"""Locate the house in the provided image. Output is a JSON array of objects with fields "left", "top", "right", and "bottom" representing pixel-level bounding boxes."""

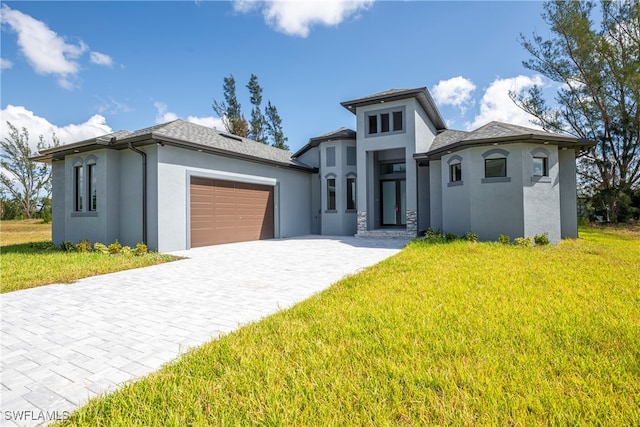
[{"left": 34, "top": 87, "right": 595, "bottom": 251}]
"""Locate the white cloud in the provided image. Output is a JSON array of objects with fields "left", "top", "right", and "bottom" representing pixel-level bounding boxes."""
[
  {"left": 233, "top": 0, "right": 373, "bottom": 37},
  {"left": 186, "top": 115, "right": 225, "bottom": 130},
  {"left": 154, "top": 102, "right": 225, "bottom": 130},
  {"left": 0, "top": 5, "right": 113, "bottom": 89},
  {"left": 95, "top": 96, "right": 133, "bottom": 115},
  {"left": 0, "top": 105, "right": 112, "bottom": 150},
  {"left": 0, "top": 58, "right": 13, "bottom": 70},
  {"left": 89, "top": 51, "right": 113, "bottom": 66},
  {"left": 466, "top": 75, "right": 545, "bottom": 130},
  {"left": 431, "top": 76, "right": 476, "bottom": 112}
]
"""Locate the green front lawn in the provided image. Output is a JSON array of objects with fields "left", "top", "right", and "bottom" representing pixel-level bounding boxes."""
[
  {"left": 0, "top": 220, "right": 179, "bottom": 293},
  {"left": 63, "top": 226, "right": 640, "bottom": 426}
]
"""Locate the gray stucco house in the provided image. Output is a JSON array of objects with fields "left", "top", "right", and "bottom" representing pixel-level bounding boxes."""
[{"left": 35, "top": 87, "right": 594, "bottom": 252}]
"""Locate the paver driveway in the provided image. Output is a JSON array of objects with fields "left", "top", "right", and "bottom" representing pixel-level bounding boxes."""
[{"left": 0, "top": 236, "right": 406, "bottom": 426}]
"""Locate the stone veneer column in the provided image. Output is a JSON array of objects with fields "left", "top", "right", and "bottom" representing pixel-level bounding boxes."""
[
  {"left": 357, "top": 210, "right": 368, "bottom": 233},
  {"left": 406, "top": 210, "right": 418, "bottom": 235}
]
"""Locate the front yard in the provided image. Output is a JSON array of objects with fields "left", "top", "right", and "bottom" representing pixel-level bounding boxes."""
[
  {"left": 61, "top": 225, "right": 640, "bottom": 426},
  {"left": 0, "top": 220, "right": 179, "bottom": 293}
]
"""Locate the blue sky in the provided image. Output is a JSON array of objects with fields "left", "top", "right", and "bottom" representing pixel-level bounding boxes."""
[{"left": 0, "top": 1, "right": 553, "bottom": 152}]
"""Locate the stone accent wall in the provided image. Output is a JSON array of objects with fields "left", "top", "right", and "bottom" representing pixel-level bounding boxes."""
[
  {"left": 357, "top": 210, "right": 368, "bottom": 233},
  {"left": 406, "top": 209, "right": 418, "bottom": 235}
]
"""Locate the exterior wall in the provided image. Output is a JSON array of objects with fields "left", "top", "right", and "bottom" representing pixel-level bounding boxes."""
[
  {"left": 51, "top": 162, "right": 65, "bottom": 244},
  {"left": 156, "top": 145, "right": 313, "bottom": 252},
  {"left": 558, "top": 149, "right": 578, "bottom": 238},
  {"left": 440, "top": 153, "right": 471, "bottom": 236},
  {"left": 118, "top": 149, "right": 147, "bottom": 248},
  {"left": 468, "top": 145, "right": 525, "bottom": 241},
  {"left": 56, "top": 148, "right": 124, "bottom": 246},
  {"left": 417, "top": 163, "right": 430, "bottom": 232},
  {"left": 355, "top": 98, "right": 431, "bottom": 234},
  {"left": 429, "top": 160, "right": 442, "bottom": 231},
  {"left": 318, "top": 139, "right": 357, "bottom": 235},
  {"left": 522, "top": 144, "right": 561, "bottom": 243}
]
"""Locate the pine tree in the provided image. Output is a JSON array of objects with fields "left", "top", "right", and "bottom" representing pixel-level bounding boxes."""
[
  {"left": 265, "top": 101, "right": 289, "bottom": 150},
  {"left": 247, "top": 74, "right": 267, "bottom": 144},
  {"left": 212, "top": 74, "right": 249, "bottom": 137}
]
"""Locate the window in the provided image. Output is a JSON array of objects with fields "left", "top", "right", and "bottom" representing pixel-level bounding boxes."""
[
  {"left": 366, "top": 109, "right": 404, "bottom": 135},
  {"left": 368, "top": 115, "right": 378, "bottom": 135},
  {"left": 346, "top": 177, "right": 356, "bottom": 210},
  {"left": 74, "top": 165, "right": 84, "bottom": 211},
  {"left": 327, "top": 178, "right": 336, "bottom": 210},
  {"left": 450, "top": 163, "right": 462, "bottom": 182},
  {"left": 88, "top": 163, "right": 97, "bottom": 211},
  {"left": 393, "top": 111, "right": 403, "bottom": 131},
  {"left": 380, "top": 113, "right": 390, "bottom": 133},
  {"left": 326, "top": 147, "right": 336, "bottom": 167},
  {"left": 485, "top": 158, "right": 507, "bottom": 178},
  {"left": 533, "top": 157, "right": 548, "bottom": 177},
  {"left": 380, "top": 162, "right": 406, "bottom": 175}
]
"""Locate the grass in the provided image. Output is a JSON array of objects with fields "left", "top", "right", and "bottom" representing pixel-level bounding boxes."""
[
  {"left": 0, "top": 219, "right": 179, "bottom": 293},
  {"left": 62, "top": 226, "right": 640, "bottom": 426}
]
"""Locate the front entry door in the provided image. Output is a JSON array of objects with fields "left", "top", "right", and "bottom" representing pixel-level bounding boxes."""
[{"left": 381, "top": 180, "right": 406, "bottom": 226}]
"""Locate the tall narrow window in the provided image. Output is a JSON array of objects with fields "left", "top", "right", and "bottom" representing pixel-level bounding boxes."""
[
  {"left": 368, "top": 115, "right": 378, "bottom": 134},
  {"left": 485, "top": 158, "right": 507, "bottom": 178},
  {"left": 327, "top": 178, "right": 336, "bottom": 210},
  {"left": 346, "top": 177, "right": 356, "bottom": 210},
  {"left": 392, "top": 111, "right": 403, "bottom": 131},
  {"left": 88, "top": 163, "right": 97, "bottom": 211},
  {"left": 380, "top": 113, "right": 390, "bottom": 133},
  {"left": 74, "top": 165, "right": 84, "bottom": 211},
  {"left": 450, "top": 163, "right": 462, "bottom": 182},
  {"left": 533, "top": 157, "right": 548, "bottom": 177}
]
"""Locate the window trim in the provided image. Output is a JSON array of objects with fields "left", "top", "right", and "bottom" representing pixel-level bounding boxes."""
[
  {"left": 447, "top": 155, "right": 463, "bottom": 187},
  {"left": 88, "top": 162, "right": 97, "bottom": 211},
  {"left": 481, "top": 149, "right": 511, "bottom": 183},
  {"left": 365, "top": 106, "right": 406, "bottom": 137}
]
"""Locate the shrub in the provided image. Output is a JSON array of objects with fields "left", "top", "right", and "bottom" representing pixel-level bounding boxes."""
[
  {"left": 465, "top": 231, "right": 479, "bottom": 242},
  {"left": 133, "top": 243, "right": 148, "bottom": 256},
  {"left": 75, "top": 239, "right": 92, "bottom": 253},
  {"left": 445, "top": 232, "right": 458, "bottom": 242},
  {"left": 514, "top": 237, "right": 533, "bottom": 247},
  {"left": 94, "top": 242, "right": 110, "bottom": 255},
  {"left": 578, "top": 216, "right": 590, "bottom": 226},
  {"left": 121, "top": 246, "right": 133, "bottom": 256},
  {"left": 534, "top": 232, "right": 550, "bottom": 246},
  {"left": 108, "top": 240, "right": 122, "bottom": 255},
  {"left": 30, "top": 241, "right": 56, "bottom": 251},
  {"left": 59, "top": 241, "right": 75, "bottom": 252},
  {"left": 498, "top": 234, "right": 511, "bottom": 245}
]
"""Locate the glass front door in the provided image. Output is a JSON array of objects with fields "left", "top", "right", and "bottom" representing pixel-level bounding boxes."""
[{"left": 381, "top": 179, "right": 406, "bottom": 226}]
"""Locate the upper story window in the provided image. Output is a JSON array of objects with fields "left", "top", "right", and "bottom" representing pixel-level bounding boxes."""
[
  {"left": 533, "top": 157, "right": 549, "bottom": 177},
  {"left": 366, "top": 107, "right": 405, "bottom": 136}
]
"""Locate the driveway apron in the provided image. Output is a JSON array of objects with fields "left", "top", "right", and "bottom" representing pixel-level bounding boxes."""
[{"left": 0, "top": 236, "right": 406, "bottom": 426}]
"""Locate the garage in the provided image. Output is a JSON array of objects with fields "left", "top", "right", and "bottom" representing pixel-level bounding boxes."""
[{"left": 190, "top": 177, "right": 274, "bottom": 247}]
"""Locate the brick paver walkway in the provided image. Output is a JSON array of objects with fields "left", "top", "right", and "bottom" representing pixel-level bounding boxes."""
[{"left": 0, "top": 236, "right": 406, "bottom": 426}]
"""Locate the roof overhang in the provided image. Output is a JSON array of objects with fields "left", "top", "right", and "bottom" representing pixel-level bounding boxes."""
[
  {"left": 414, "top": 134, "right": 597, "bottom": 161},
  {"left": 293, "top": 130, "right": 356, "bottom": 158},
  {"left": 340, "top": 87, "right": 447, "bottom": 131},
  {"left": 32, "top": 133, "right": 317, "bottom": 173}
]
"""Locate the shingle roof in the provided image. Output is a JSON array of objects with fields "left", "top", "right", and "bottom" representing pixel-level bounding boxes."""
[
  {"left": 36, "top": 119, "right": 314, "bottom": 170},
  {"left": 292, "top": 127, "right": 356, "bottom": 158},
  {"left": 340, "top": 87, "right": 447, "bottom": 131},
  {"left": 421, "top": 121, "right": 595, "bottom": 159}
]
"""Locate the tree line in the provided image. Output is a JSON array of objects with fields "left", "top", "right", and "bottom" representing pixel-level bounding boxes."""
[{"left": 212, "top": 74, "right": 289, "bottom": 150}]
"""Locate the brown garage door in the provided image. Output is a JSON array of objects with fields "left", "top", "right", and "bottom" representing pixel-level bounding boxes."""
[{"left": 190, "top": 177, "right": 274, "bottom": 247}]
